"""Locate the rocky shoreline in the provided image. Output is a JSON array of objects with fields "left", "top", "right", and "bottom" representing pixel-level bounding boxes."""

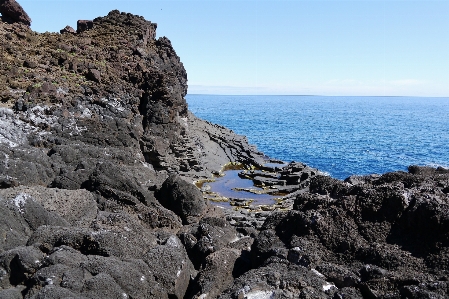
[{"left": 1, "top": 2, "right": 449, "bottom": 298}]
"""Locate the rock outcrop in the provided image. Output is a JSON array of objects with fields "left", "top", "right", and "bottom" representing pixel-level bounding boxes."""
[
  {"left": 0, "top": 0, "right": 31, "bottom": 26},
  {"left": 1, "top": 4, "right": 449, "bottom": 299}
]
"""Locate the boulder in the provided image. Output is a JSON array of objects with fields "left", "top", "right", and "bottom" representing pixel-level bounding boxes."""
[
  {"left": 0, "top": 246, "right": 45, "bottom": 287},
  {"left": 0, "top": 186, "right": 97, "bottom": 227},
  {"left": 76, "top": 19, "right": 93, "bottom": 33},
  {"left": 143, "top": 234, "right": 194, "bottom": 299},
  {"left": 59, "top": 25, "right": 76, "bottom": 34},
  {"left": 0, "top": 287, "right": 25, "bottom": 299},
  {"left": 178, "top": 217, "right": 238, "bottom": 269},
  {"left": 0, "top": 0, "right": 31, "bottom": 25},
  {"left": 86, "top": 68, "right": 101, "bottom": 83},
  {"left": 156, "top": 174, "right": 208, "bottom": 224},
  {"left": 190, "top": 248, "right": 241, "bottom": 299},
  {"left": 217, "top": 261, "right": 332, "bottom": 299}
]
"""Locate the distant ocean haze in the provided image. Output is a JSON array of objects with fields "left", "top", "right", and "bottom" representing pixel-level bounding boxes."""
[{"left": 186, "top": 95, "right": 449, "bottom": 180}]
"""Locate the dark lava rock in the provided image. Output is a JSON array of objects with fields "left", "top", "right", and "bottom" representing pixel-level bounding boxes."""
[
  {"left": 0, "top": 0, "right": 31, "bottom": 25},
  {"left": 156, "top": 174, "right": 208, "bottom": 224},
  {"left": 86, "top": 68, "right": 101, "bottom": 82},
  {"left": 59, "top": 25, "right": 76, "bottom": 34},
  {"left": 76, "top": 19, "right": 93, "bottom": 33},
  {"left": 178, "top": 217, "right": 238, "bottom": 269},
  {"left": 189, "top": 248, "right": 241, "bottom": 299},
  {"left": 245, "top": 166, "right": 449, "bottom": 297},
  {"left": 217, "top": 261, "right": 332, "bottom": 299}
]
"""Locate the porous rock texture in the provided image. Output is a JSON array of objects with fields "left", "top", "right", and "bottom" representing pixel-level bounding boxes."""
[
  {"left": 0, "top": 0, "right": 31, "bottom": 26},
  {"left": 1, "top": 5, "right": 449, "bottom": 299}
]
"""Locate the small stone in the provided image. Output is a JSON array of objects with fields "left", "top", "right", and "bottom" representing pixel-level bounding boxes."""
[
  {"left": 23, "top": 60, "right": 37, "bottom": 69},
  {"left": 86, "top": 69, "right": 101, "bottom": 83},
  {"left": 60, "top": 25, "right": 76, "bottom": 34}
]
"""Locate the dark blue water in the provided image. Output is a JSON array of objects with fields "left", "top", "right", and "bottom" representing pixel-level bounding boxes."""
[{"left": 186, "top": 95, "right": 449, "bottom": 180}]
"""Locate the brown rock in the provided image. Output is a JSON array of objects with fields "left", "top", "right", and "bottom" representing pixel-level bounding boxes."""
[
  {"left": 77, "top": 20, "right": 93, "bottom": 33},
  {"left": 60, "top": 25, "right": 76, "bottom": 34},
  {"left": 86, "top": 68, "right": 101, "bottom": 83},
  {"left": 0, "top": 0, "right": 31, "bottom": 26},
  {"left": 23, "top": 59, "right": 37, "bottom": 68}
]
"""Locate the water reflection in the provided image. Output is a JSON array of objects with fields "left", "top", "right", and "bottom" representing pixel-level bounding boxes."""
[{"left": 203, "top": 170, "right": 279, "bottom": 206}]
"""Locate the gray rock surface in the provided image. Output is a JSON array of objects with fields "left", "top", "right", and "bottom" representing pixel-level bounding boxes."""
[{"left": 156, "top": 174, "right": 208, "bottom": 224}]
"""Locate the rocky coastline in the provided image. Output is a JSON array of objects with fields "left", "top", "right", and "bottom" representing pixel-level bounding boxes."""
[{"left": 1, "top": 2, "right": 449, "bottom": 298}]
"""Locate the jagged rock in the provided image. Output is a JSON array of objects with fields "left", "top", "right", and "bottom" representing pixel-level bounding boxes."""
[
  {"left": 0, "top": 287, "right": 26, "bottom": 299},
  {"left": 143, "top": 234, "right": 194, "bottom": 299},
  {"left": 0, "top": 246, "right": 45, "bottom": 287},
  {"left": 0, "top": 0, "right": 31, "bottom": 25},
  {"left": 190, "top": 248, "right": 241, "bottom": 299},
  {"left": 0, "top": 193, "right": 70, "bottom": 252},
  {"left": 76, "top": 19, "right": 93, "bottom": 33},
  {"left": 178, "top": 217, "right": 238, "bottom": 269},
  {"left": 217, "top": 261, "right": 332, "bottom": 299},
  {"left": 0, "top": 186, "right": 98, "bottom": 227},
  {"left": 59, "top": 25, "right": 76, "bottom": 34},
  {"left": 86, "top": 68, "right": 101, "bottom": 82}
]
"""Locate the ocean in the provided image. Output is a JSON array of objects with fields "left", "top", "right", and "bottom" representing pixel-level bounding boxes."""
[{"left": 186, "top": 95, "right": 449, "bottom": 180}]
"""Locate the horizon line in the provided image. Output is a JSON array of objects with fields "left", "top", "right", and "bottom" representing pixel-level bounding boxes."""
[{"left": 186, "top": 93, "right": 449, "bottom": 98}]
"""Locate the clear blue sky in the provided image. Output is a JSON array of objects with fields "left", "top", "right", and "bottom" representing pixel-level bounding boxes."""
[{"left": 17, "top": 0, "right": 449, "bottom": 97}]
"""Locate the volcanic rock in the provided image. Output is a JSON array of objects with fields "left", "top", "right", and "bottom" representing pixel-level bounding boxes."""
[
  {"left": 156, "top": 174, "right": 208, "bottom": 224},
  {"left": 59, "top": 25, "right": 76, "bottom": 34},
  {"left": 0, "top": 0, "right": 31, "bottom": 25},
  {"left": 76, "top": 19, "right": 93, "bottom": 33},
  {"left": 1, "top": 5, "right": 449, "bottom": 299}
]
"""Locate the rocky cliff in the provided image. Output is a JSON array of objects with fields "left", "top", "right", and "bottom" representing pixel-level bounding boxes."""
[{"left": 1, "top": 4, "right": 449, "bottom": 299}]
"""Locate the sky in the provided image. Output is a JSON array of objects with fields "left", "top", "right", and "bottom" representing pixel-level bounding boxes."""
[{"left": 14, "top": 0, "right": 449, "bottom": 97}]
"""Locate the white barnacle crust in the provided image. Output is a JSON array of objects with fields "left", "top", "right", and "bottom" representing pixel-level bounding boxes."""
[
  {"left": 12, "top": 193, "right": 32, "bottom": 214},
  {"left": 323, "top": 282, "right": 337, "bottom": 291}
]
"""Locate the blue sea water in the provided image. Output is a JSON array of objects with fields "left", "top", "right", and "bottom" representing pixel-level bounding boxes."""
[{"left": 186, "top": 95, "right": 449, "bottom": 180}]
